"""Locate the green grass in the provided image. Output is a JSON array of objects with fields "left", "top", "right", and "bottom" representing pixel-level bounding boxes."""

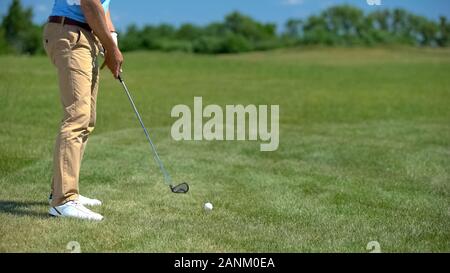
[{"left": 0, "top": 47, "right": 449, "bottom": 252}]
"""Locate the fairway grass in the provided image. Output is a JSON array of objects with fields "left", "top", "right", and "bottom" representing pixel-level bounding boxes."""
[{"left": 0, "top": 48, "right": 449, "bottom": 252}]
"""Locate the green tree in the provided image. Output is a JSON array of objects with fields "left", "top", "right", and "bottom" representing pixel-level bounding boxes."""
[
  {"left": 120, "top": 24, "right": 143, "bottom": 51},
  {"left": 1, "top": 0, "right": 41, "bottom": 54},
  {"left": 365, "top": 10, "right": 396, "bottom": 44},
  {"left": 219, "top": 33, "right": 252, "bottom": 53},
  {"left": 224, "top": 11, "right": 276, "bottom": 42},
  {"left": 302, "top": 15, "right": 329, "bottom": 45},
  {"left": 390, "top": 9, "right": 415, "bottom": 44},
  {"left": 0, "top": 25, "right": 11, "bottom": 54},
  {"left": 285, "top": 19, "right": 303, "bottom": 39},
  {"left": 155, "top": 24, "right": 176, "bottom": 38},
  {"left": 141, "top": 25, "right": 160, "bottom": 50},
  {"left": 192, "top": 36, "right": 223, "bottom": 54},
  {"left": 176, "top": 23, "right": 202, "bottom": 40},
  {"left": 203, "top": 22, "right": 227, "bottom": 37},
  {"left": 368, "top": 10, "right": 391, "bottom": 31},
  {"left": 408, "top": 14, "right": 438, "bottom": 46},
  {"left": 437, "top": 16, "right": 450, "bottom": 47},
  {"left": 321, "top": 5, "right": 365, "bottom": 45}
]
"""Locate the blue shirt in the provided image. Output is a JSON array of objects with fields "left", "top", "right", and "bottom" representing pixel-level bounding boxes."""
[{"left": 51, "top": 0, "right": 111, "bottom": 23}]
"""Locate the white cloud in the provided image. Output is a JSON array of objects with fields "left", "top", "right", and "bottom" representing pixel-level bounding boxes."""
[{"left": 282, "top": 0, "right": 304, "bottom": 6}]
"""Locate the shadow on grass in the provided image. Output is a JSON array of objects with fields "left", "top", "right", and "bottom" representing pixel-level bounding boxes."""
[{"left": 0, "top": 200, "right": 49, "bottom": 218}]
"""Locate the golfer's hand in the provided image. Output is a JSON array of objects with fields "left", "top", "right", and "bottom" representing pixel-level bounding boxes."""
[{"left": 102, "top": 47, "right": 123, "bottom": 79}]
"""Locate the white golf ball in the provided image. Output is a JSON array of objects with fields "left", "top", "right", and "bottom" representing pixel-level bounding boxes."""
[{"left": 204, "top": 202, "right": 213, "bottom": 211}]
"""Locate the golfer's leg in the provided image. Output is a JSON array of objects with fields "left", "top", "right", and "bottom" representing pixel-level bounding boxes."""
[
  {"left": 50, "top": 28, "right": 95, "bottom": 207},
  {"left": 78, "top": 63, "right": 99, "bottom": 161},
  {"left": 80, "top": 35, "right": 100, "bottom": 162}
]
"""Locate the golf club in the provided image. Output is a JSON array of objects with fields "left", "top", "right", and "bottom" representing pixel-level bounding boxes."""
[{"left": 118, "top": 75, "right": 189, "bottom": 194}]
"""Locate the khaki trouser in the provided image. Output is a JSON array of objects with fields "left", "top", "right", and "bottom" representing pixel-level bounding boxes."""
[{"left": 43, "top": 22, "right": 101, "bottom": 207}]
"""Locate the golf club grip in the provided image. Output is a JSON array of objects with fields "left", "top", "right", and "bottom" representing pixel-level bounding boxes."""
[{"left": 118, "top": 77, "right": 172, "bottom": 184}]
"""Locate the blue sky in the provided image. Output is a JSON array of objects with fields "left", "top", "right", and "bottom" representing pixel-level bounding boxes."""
[{"left": 1, "top": 0, "right": 450, "bottom": 31}]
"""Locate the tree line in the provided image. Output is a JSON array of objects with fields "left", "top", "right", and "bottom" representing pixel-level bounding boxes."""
[{"left": 1, "top": 0, "right": 449, "bottom": 55}]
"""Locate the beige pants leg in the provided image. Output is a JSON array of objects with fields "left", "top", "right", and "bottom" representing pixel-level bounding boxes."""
[{"left": 43, "top": 22, "right": 100, "bottom": 207}]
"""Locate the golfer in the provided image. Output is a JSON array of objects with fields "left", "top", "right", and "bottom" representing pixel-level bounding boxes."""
[{"left": 43, "top": 0, "right": 123, "bottom": 221}]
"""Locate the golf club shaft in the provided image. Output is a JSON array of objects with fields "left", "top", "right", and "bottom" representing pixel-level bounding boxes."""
[{"left": 118, "top": 76, "right": 172, "bottom": 184}]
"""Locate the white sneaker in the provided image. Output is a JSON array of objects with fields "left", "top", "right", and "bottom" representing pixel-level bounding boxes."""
[
  {"left": 48, "top": 194, "right": 102, "bottom": 206},
  {"left": 49, "top": 201, "right": 103, "bottom": 221},
  {"left": 78, "top": 195, "right": 102, "bottom": 206}
]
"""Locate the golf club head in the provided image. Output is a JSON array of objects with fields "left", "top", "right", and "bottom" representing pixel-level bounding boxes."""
[{"left": 170, "top": 183, "right": 189, "bottom": 193}]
